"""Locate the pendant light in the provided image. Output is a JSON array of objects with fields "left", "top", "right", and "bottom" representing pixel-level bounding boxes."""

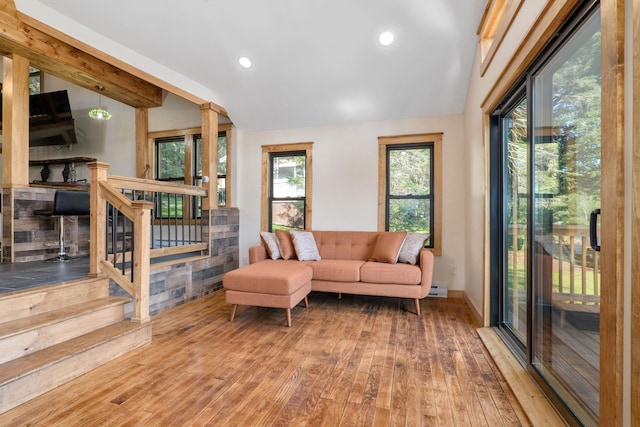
[{"left": 89, "top": 85, "right": 112, "bottom": 120}]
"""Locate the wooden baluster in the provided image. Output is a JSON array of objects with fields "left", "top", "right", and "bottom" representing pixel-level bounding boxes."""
[
  {"left": 569, "top": 235, "right": 575, "bottom": 295},
  {"left": 557, "top": 235, "right": 563, "bottom": 294},
  {"left": 581, "top": 234, "right": 588, "bottom": 295}
]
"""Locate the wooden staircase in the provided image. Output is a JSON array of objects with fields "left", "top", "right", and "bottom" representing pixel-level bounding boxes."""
[{"left": 0, "top": 276, "right": 152, "bottom": 414}]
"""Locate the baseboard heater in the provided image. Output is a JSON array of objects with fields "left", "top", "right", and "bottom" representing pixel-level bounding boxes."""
[{"left": 428, "top": 284, "right": 448, "bottom": 298}]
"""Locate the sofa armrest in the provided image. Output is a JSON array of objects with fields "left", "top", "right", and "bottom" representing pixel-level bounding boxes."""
[
  {"left": 419, "top": 249, "right": 435, "bottom": 297},
  {"left": 249, "top": 245, "right": 268, "bottom": 264}
]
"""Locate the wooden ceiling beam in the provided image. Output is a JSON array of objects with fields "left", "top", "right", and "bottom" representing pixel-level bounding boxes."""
[{"left": 0, "top": 5, "right": 162, "bottom": 108}]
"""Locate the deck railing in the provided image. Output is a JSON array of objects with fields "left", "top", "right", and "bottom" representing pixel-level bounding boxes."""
[
  {"left": 508, "top": 224, "right": 601, "bottom": 329},
  {"left": 88, "top": 162, "right": 208, "bottom": 323}
]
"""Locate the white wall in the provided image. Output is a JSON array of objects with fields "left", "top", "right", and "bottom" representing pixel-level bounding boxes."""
[
  {"left": 4, "top": 71, "right": 201, "bottom": 183},
  {"left": 28, "top": 74, "right": 136, "bottom": 181},
  {"left": 462, "top": 0, "right": 547, "bottom": 318},
  {"left": 236, "top": 114, "right": 467, "bottom": 291}
]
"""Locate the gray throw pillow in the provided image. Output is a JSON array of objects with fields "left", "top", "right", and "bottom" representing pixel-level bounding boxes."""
[{"left": 397, "top": 232, "right": 430, "bottom": 265}]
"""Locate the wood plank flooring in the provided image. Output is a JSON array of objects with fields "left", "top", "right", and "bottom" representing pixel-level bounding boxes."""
[{"left": 0, "top": 291, "right": 531, "bottom": 426}]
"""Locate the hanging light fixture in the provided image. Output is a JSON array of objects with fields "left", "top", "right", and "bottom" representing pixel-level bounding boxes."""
[{"left": 89, "top": 85, "right": 112, "bottom": 120}]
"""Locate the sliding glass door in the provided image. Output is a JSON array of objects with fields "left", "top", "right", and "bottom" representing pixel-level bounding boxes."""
[
  {"left": 493, "top": 3, "right": 601, "bottom": 425},
  {"left": 501, "top": 94, "right": 528, "bottom": 348}
]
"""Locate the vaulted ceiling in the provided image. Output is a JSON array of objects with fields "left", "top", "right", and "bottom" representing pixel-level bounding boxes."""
[{"left": 16, "top": 1, "right": 485, "bottom": 131}]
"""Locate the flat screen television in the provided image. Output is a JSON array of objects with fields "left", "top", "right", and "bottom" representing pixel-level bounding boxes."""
[{"left": 0, "top": 89, "right": 78, "bottom": 147}]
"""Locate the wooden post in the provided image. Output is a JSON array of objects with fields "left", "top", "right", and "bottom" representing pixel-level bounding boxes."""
[
  {"left": 88, "top": 162, "right": 110, "bottom": 278},
  {"left": 131, "top": 200, "right": 153, "bottom": 324},
  {"left": 135, "top": 108, "right": 151, "bottom": 179},
  {"left": 2, "top": 54, "right": 30, "bottom": 189},
  {"left": 200, "top": 103, "right": 219, "bottom": 211}
]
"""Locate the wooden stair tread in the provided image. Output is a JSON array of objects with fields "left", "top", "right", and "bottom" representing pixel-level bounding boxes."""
[
  {"left": 0, "top": 276, "right": 109, "bottom": 301},
  {"left": 0, "top": 276, "right": 110, "bottom": 325},
  {"left": 0, "top": 320, "right": 150, "bottom": 386},
  {"left": 0, "top": 296, "right": 131, "bottom": 339}
]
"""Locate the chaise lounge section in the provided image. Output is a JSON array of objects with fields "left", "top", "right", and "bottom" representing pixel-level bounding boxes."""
[{"left": 223, "top": 260, "right": 312, "bottom": 327}]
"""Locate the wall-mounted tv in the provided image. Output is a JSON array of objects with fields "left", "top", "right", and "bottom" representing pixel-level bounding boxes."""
[{"left": 0, "top": 89, "right": 78, "bottom": 147}]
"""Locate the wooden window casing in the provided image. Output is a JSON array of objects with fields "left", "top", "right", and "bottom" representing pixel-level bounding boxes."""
[
  {"left": 261, "top": 142, "right": 313, "bottom": 232},
  {"left": 378, "top": 133, "right": 442, "bottom": 256}
]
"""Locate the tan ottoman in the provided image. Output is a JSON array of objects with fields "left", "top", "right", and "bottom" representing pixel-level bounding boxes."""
[{"left": 223, "top": 260, "right": 312, "bottom": 327}]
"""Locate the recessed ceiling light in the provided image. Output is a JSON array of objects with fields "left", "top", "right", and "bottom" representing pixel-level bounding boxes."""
[
  {"left": 379, "top": 31, "right": 394, "bottom": 46},
  {"left": 238, "top": 56, "right": 252, "bottom": 68}
]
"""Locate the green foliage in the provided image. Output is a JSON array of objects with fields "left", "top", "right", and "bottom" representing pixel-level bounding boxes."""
[
  {"left": 389, "top": 147, "right": 430, "bottom": 195},
  {"left": 507, "top": 27, "right": 601, "bottom": 228},
  {"left": 217, "top": 135, "right": 227, "bottom": 174},
  {"left": 158, "top": 140, "right": 185, "bottom": 180},
  {"left": 159, "top": 194, "right": 184, "bottom": 218},
  {"left": 388, "top": 146, "right": 431, "bottom": 233}
]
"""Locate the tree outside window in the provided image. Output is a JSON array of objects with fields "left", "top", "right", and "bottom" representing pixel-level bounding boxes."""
[{"left": 387, "top": 144, "right": 432, "bottom": 240}]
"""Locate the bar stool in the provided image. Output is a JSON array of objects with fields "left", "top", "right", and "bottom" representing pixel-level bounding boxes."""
[{"left": 34, "top": 190, "right": 90, "bottom": 261}]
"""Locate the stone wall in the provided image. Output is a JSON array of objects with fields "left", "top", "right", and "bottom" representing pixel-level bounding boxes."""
[
  {"left": 2, "top": 187, "right": 89, "bottom": 263},
  {"left": 111, "top": 207, "right": 240, "bottom": 317}
]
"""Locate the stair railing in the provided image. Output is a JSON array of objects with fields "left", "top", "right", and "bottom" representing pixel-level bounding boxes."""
[{"left": 88, "top": 162, "right": 208, "bottom": 323}]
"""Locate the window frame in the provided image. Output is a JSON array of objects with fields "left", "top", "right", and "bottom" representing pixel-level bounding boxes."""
[
  {"left": 261, "top": 142, "right": 313, "bottom": 232},
  {"left": 378, "top": 133, "right": 442, "bottom": 256}
]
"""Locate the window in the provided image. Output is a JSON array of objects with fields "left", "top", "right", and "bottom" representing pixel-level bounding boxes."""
[
  {"left": 261, "top": 142, "right": 313, "bottom": 232},
  {"left": 378, "top": 133, "right": 442, "bottom": 255},
  {"left": 477, "top": 0, "right": 523, "bottom": 76},
  {"left": 153, "top": 125, "right": 231, "bottom": 218},
  {"left": 193, "top": 125, "right": 230, "bottom": 207},
  {"left": 29, "top": 66, "right": 42, "bottom": 94},
  {"left": 156, "top": 136, "right": 186, "bottom": 185}
]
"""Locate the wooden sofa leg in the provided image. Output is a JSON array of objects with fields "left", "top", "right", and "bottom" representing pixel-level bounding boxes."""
[
  {"left": 338, "top": 293, "right": 342, "bottom": 300},
  {"left": 303, "top": 296, "right": 309, "bottom": 308},
  {"left": 285, "top": 308, "right": 292, "bottom": 327},
  {"left": 414, "top": 299, "right": 421, "bottom": 316},
  {"left": 230, "top": 304, "right": 238, "bottom": 322}
]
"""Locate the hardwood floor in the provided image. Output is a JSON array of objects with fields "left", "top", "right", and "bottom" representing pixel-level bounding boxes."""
[{"left": 0, "top": 291, "right": 530, "bottom": 426}]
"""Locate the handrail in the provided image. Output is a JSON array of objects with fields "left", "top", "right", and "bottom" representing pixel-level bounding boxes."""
[
  {"left": 108, "top": 175, "right": 208, "bottom": 197},
  {"left": 88, "top": 161, "right": 209, "bottom": 324}
]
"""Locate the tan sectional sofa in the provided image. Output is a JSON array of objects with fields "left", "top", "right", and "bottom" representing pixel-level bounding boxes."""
[{"left": 247, "top": 230, "right": 435, "bottom": 315}]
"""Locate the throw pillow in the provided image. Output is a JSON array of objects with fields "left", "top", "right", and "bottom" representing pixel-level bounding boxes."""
[
  {"left": 276, "top": 229, "right": 297, "bottom": 260},
  {"left": 370, "top": 232, "right": 407, "bottom": 263},
  {"left": 260, "top": 231, "right": 282, "bottom": 260},
  {"left": 290, "top": 231, "right": 321, "bottom": 261},
  {"left": 397, "top": 232, "right": 430, "bottom": 265}
]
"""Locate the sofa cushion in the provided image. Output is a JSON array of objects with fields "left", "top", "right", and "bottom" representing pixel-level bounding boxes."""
[
  {"left": 290, "top": 231, "right": 321, "bottom": 261},
  {"left": 369, "top": 232, "right": 407, "bottom": 263},
  {"left": 223, "top": 260, "right": 312, "bottom": 295},
  {"left": 304, "top": 259, "right": 365, "bottom": 282},
  {"left": 397, "top": 232, "right": 430, "bottom": 265},
  {"left": 360, "top": 261, "right": 422, "bottom": 285},
  {"left": 276, "top": 229, "right": 297, "bottom": 260},
  {"left": 260, "top": 232, "right": 282, "bottom": 260}
]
